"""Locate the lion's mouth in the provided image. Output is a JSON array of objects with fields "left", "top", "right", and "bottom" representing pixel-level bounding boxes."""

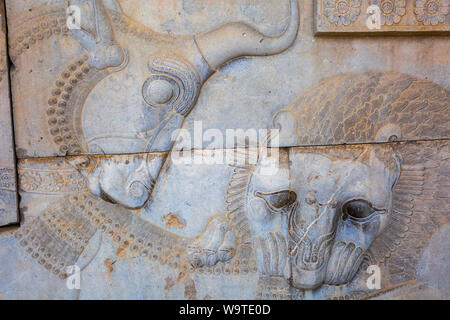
[
  {"left": 288, "top": 203, "right": 338, "bottom": 272},
  {"left": 289, "top": 228, "right": 336, "bottom": 271},
  {"left": 324, "top": 242, "right": 365, "bottom": 286}
]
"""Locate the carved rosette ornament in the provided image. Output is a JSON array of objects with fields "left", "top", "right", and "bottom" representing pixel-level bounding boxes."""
[
  {"left": 370, "top": 0, "right": 407, "bottom": 25},
  {"left": 316, "top": 0, "right": 449, "bottom": 33},
  {"left": 414, "top": 0, "right": 450, "bottom": 25},
  {"left": 323, "top": 0, "right": 362, "bottom": 26}
]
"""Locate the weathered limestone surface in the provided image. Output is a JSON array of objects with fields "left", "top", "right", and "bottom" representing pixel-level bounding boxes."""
[
  {"left": 0, "top": 0, "right": 448, "bottom": 300},
  {"left": 315, "top": 0, "right": 450, "bottom": 34},
  {"left": 0, "top": 0, "right": 18, "bottom": 227},
  {"left": 5, "top": 0, "right": 449, "bottom": 157},
  {"left": 7, "top": 0, "right": 300, "bottom": 157},
  {"left": 1, "top": 140, "right": 448, "bottom": 299}
]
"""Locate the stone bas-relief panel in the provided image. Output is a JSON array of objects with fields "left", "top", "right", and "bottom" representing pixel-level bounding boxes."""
[
  {"left": 7, "top": 0, "right": 299, "bottom": 158},
  {"left": 6, "top": 1, "right": 450, "bottom": 158},
  {"left": 0, "top": 1, "right": 19, "bottom": 227},
  {"left": 274, "top": 71, "right": 449, "bottom": 147},
  {"left": 0, "top": 140, "right": 448, "bottom": 299},
  {"left": 2, "top": 0, "right": 449, "bottom": 301},
  {"left": 315, "top": 0, "right": 450, "bottom": 34}
]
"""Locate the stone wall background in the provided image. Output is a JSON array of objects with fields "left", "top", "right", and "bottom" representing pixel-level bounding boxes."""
[
  {"left": 0, "top": 0, "right": 448, "bottom": 299},
  {"left": 0, "top": 0, "right": 18, "bottom": 227}
]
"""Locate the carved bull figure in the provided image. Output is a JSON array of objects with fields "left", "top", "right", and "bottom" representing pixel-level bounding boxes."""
[
  {"left": 63, "top": 71, "right": 448, "bottom": 299},
  {"left": 66, "top": 0, "right": 299, "bottom": 209},
  {"left": 10, "top": 0, "right": 449, "bottom": 299}
]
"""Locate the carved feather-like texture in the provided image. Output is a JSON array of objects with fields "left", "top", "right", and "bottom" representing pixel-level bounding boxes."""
[
  {"left": 225, "top": 133, "right": 273, "bottom": 243},
  {"left": 289, "top": 71, "right": 449, "bottom": 145},
  {"left": 226, "top": 166, "right": 253, "bottom": 244},
  {"left": 370, "top": 141, "right": 450, "bottom": 285},
  {"left": 15, "top": 193, "right": 189, "bottom": 278}
]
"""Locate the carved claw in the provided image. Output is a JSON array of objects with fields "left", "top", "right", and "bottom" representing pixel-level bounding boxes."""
[
  {"left": 188, "top": 216, "right": 236, "bottom": 268},
  {"left": 67, "top": 0, "right": 123, "bottom": 69}
]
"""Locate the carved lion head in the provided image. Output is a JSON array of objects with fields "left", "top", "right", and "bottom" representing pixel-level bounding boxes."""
[{"left": 246, "top": 133, "right": 402, "bottom": 289}]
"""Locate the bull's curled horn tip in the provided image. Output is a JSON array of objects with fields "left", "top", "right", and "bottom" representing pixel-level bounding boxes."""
[{"left": 195, "top": 0, "right": 299, "bottom": 69}]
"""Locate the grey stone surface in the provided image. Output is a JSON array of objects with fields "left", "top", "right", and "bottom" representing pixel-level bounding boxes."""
[
  {"left": 0, "top": 0, "right": 18, "bottom": 227},
  {"left": 7, "top": 0, "right": 299, "bottom": 158},
  {"left": 315, "top": 0, "right": 450, "bottom": 34},
  {"left": 5, "top": 0, "right": 449, "bottom": 158},
  {"left": 0, "top": 0, "right": 449, "bottom": 300},
  {"left": 0, "top": 140, "right": 448, "bottom": 299}
]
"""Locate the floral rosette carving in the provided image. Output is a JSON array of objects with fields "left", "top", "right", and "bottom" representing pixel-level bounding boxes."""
[
  {"left": 370, "top": 0, "right": 407, "bottom": 25},
  {"left": 414, "top": 0, "right": 449, "bottom": 25},
  {"left": 0, "top": 167, "right": 15, "bottom": 191},
  {"left": 323, "top": 0, "right": 362, "bottom": 26},
  {"left": 19, "top": 171, "right": 42, "bottom": 192},
  {"left": 19, "top": 170, "right": 87, "bottom": 194}
]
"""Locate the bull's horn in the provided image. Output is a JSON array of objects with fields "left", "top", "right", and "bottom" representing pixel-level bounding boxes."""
[{"left": 195, "top": 0, "right": 299, "bottom": 70}]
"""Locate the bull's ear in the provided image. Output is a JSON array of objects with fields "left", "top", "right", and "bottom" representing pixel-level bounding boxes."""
[
  {"left": 66, "top": 156, "right": 102, "bottom": 196},
  {"left": 66, "top": 156, "right": 96, "bottom": 178}
]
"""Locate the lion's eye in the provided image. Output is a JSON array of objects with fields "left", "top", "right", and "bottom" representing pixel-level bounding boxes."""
[
  {"left": 255, "top": 190, "right": 297, "bottom": 212},
  {"left": 342, "top": 199, "right": 385, "bottom": 222}
]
